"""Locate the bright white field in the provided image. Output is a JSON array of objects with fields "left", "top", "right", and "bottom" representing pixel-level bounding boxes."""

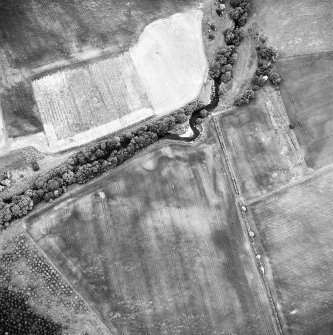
[{"left": 130, "top": 9, "right": 207, "bottom": 114}]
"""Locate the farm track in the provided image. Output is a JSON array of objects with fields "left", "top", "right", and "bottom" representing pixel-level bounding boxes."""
[{"left": 213, "top": 116, "right": 284, "bottom": 335}]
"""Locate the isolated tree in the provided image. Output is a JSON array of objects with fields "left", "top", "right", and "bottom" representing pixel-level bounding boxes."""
[
  {"left": 200, "top": 110, "right": 208, "bottom": 118},
  {"left": 259, "top": 46, "right": 277, "bottom": 61},
  {"left": 269, "top": 71, "right": 282, "bottom": 86},
  {"left": 234, "top": 89, "right": 256, "bottom": 106},
  {"left": 221, "top": 71, "right": 232, "bottom": 83}
]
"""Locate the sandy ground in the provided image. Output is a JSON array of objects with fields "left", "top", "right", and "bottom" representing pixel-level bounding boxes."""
[{"left": 130, "top": 10, "right": 208, "bottom": 115}]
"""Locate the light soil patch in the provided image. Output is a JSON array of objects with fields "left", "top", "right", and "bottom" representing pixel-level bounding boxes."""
[
  {"left": 216, "top": 88, "right": 307, "bottom": 200},
  {"left": 249, "top": 167, "right": 333, "bottom": 335},
  {"left": 130, "top": 10, "right": 208, "bottom": 114},
  {"left": 250, "top": 0, "right": 333, "bottom": 57},
  {"left": 277, "top": 51, "right": 333, "bottom": 169},
  {"left": 27, "top": 124, "right": 279, "bottom": 335}
]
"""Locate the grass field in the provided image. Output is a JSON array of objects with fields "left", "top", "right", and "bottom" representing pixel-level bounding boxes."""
[
  {"left": 215, "top": 89, "right": 306, "bottom": 199},
  {"left": 28, "top": 124, "right": 279, "bottom": 335},
  {"left": 277, "top": 51, "right": 333, "bottom": 169},
  {"left": 33, "top": 51, "right": 152, "bottom": 141},
  {"left": 251, "top": 0, "right": 333, "bottom": 57},
  {"left": 250, "top": 168, "right": 333, "bottom": 335}
]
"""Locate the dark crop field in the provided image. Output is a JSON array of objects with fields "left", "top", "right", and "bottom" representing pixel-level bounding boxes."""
[
  {"left": 215, "top": 90, "right": 306, "bottom": 200},
  {"left": 28, "top": 124, "right": 279, "bottom": 335},
  {"left": 250, "top": 168, "right": 333, "bottom": 335},
  {"left": 277, "top": 51, "right": 333, "bottom": 169},
  {"left": 1, "top": 81, "right": 43, "bottom": 137},
  {"left": 0, "top": 0, "right": 200, "bottom": 69}
]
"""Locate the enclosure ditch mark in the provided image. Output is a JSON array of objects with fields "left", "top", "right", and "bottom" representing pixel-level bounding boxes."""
[{"left": 213, "top": 116, "right": 284, "bottom": 335}]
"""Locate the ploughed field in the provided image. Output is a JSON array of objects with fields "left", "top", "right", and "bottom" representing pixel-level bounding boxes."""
[
  {"left": 250, "top": 168, "right": 333, "bottom": 335},
  {"left": 277, "top": 51, "right": 333, "bottom": 169},
  {"left": 33, "top": 52, "right": 152, "bottom": 141},
  {"left": 27, "top": 124, "right": 279, "bottom": 335}
]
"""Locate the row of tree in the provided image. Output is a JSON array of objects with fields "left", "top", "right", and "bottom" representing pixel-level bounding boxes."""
[
  {"left": 0, "top": 101, "right": 206, "bottom": 228},
  {"left": 229, "top": 0, "right": 252, "bottom": 27}
]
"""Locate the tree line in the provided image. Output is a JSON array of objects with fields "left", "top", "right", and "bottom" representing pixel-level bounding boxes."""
[
  {"left": 0, "top": 101, "right": 207, "bottom": 229},
  {"left": 209, "top": 0, "right": 251, "bottom": 87}
]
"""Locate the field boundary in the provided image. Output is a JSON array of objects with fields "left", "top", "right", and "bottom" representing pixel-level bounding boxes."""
[
  {"left": 213, "top": 117, "right": 240, "bottom": 195},
  {"left": 249, "top": 161, "right": 333, "bottom": 206},
  {"left": 278, "top": 49, "right": 333, "bottom": 61}
]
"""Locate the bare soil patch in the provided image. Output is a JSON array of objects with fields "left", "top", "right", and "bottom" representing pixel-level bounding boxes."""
[
  {"left": 27, "top": 123, "right": 279, "bottom": 335},
  {"left": 249, "top": 168, "right": 333, "bottom": 335},
  {"left": 277, "top": 51, "right": 333, "bottom": 169}
]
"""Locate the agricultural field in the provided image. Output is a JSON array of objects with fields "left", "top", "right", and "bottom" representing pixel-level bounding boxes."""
[
  {"left": 33, "top": 51, "right": 152, "bottom": 143},
  {"left": 215, "top": 89, "right": 307, "bottom": 200},
  {"left": 31, "top": 9, "right": 208, "bottom": 151},
  {"left": 250, "top": 0, "right": 333, "bottom": 57},
  {"left": 0, "top": 0, "right": 200, "bottom": 69},
  {"left": 130, "top": 10, "right": 207, "bottom": 114},
  {"left": 277, "top": 51, "right": 333, "bottom": 169},
  {"left": 27, "top": 124, "right": 279, "bottom": 335},
  {"left": 249, "top": 168, "right": 333, "bottom": 335},
  {"left": 0, "top": 0, "right": 203, "bottom": 154}
]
